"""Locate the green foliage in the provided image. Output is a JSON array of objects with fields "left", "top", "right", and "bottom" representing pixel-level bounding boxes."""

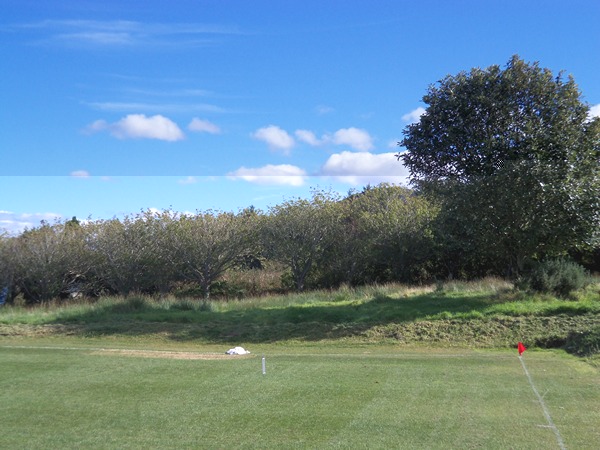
[
  {"left": 110, "top": 296, "right": 148, "bottom": 313},
  {"left": 400, "top": 55, "right": 600, "bottom": 277},
  {"left": 521, "top": 259, "right": 590, "bottom": 297},
  {"left": 323, "top": 184, "right": 438, "bottom": 286},
  {"left": 89, "top": 212, "right": 173, "bottom": 296},
  {"left": 262, "top": 189, "right": 341, "bottom": 291},
  {"left": 170, "top": 281, "right": 206, "bottom": 298},
  {"left": 565, "top": 326, "right": 600, "bottom": 356},
  {"left": 6, "top": 221, "right": 92, "bottom": 303},
  {"left": 166, "top": 210, "right": 258, "bottom": 298}
]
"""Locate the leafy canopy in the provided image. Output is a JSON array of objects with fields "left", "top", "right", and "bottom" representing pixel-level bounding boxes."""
[{"left": 399, "top": 56, "right": 600, "bottom": 273}]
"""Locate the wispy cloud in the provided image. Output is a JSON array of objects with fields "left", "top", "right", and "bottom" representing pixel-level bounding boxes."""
[
  {"left": 85, "top": 101, "right": 226, "bottom": 114},
  {"left": 228, "top": 164, "right": 307, "bottom": 186},
  {"left": 12, "top": 19, "right": 242, "bottom": 48},
  {"left": 315, "top": 105, "right": 335, "bottom": 115},
  {"left": 178, "top": 176, "right": 199, "bottom": 185},
  {"left": 70, "top": 170, "right": 91, "bottom": 178},
  {"left": 320, "top": 151, "right": 408, "bottom": 185},
  {"left": 121, "top": 87, "right": 213, "bottom": 98},
  {"left": 188, "top": 118, "right": 221, "bottom": 134},
  {"left": 84, "top": 114, "right": 185, "bottom": 141}
]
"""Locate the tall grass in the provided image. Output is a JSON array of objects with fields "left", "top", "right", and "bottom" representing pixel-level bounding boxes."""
[
  {"left": 1, "top": 278, "right": 598, "bottom": 324},
  {"left": 1, "top": 278, "right": 598, "bottom": 348}
]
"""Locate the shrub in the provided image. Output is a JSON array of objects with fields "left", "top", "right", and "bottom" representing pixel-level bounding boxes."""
[
  {"left": 565, "top": 326, "right": 600, "bottom": 356},
  {"left": 169, "top": 298, "right": 199, "bottom": 311},
  {"left": 209, "top": 280, "right": 246, "bottom": 299},
  {"left": 522, "top": 259, "right": 590, "bottom": 298},
  {"left": 171, "top": 282, "right": 205, "bottom": 299},
  {"left": 111, "top": 296, "right": 148, "bottom": 313}
]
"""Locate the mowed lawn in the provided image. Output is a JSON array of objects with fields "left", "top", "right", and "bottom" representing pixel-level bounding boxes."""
[{"left": 1, "top": 343, "right": 599, "bottom": 449}]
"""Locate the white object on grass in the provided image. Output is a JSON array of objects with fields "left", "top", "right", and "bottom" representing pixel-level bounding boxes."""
[
  {"left": 226, "top": 346, "right": 250, "bottom": 355},
  {"left": 262, "top": 356, "right": 266, "bottom": 375}
]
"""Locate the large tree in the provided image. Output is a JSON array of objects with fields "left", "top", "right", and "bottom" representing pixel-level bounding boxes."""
[{"left": 399, "top": 56, "right": 600, "bottom": 275}]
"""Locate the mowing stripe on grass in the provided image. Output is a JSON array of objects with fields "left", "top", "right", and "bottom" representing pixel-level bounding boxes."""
[
  {"left": 519, "top": 355, "right": 566, "bottom": 450},
  {"left": 0, "top": 344, "right": 226, "bottom": 358}
]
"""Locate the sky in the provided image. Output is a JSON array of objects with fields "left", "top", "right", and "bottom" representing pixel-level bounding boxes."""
[{"left": 1, "top": 0, "right": 599, "bottom": 234}]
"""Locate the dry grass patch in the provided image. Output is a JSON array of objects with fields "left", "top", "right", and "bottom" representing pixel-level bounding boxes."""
[{"left": 89, "top": 348, "right": 254, "bottom": 360}]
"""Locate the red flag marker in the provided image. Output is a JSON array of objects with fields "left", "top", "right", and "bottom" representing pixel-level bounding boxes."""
[{"left": 518, "top": 342, "right": 527, "bottom": 356}]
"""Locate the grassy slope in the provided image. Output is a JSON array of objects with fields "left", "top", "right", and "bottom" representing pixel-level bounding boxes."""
[
  {"left": 1, "top": 280, "right": 599, "bottom": 448},
  {"left": 1, "top": 279, "right": 598, "bottom": 351}
]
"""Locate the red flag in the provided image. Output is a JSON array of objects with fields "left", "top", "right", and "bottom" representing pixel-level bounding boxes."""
[{"left": 518, "top": 342, "right": 526, "bottom": 356}]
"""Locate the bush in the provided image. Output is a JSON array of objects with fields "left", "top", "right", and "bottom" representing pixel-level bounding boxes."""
[
  {"left": 565, "top": 326, "right": 600, "bottom": 356},
  {"left": 522, "top": 259, "right": 590, "bottom": 297},
  {"left": 121, "top": 296, "right": 148, "bottom": 312},
  {"left": 171, "top": 282, "right": 206, "bottom": 299}
]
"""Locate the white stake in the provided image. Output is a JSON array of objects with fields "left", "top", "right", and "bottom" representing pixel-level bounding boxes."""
[{"left": 262, "top": 356, "right": 266, "bottom": 375}]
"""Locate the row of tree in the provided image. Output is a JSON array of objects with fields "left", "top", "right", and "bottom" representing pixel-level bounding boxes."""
[
  {"left": 0, "top": 186, "right": 439, "bottom": 303},
  {"left": 1, "top": 56, "right": 598, "bottom": 304},
  {"left": 0, "top": 182, "right": 597, "bottom": 304}
]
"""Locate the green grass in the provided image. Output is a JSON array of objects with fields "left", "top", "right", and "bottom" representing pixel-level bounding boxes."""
[
  {"left": 0, "top": 344, "right": 599, "bottom": 449},
  {"left": 1, "top": 278, "right": 598, "bottom": 349},
  {"left": 1, "top": 280, "right": 598, "bottom": 448}
]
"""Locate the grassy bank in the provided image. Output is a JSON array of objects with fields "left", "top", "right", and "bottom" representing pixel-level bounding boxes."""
[
  {"left": 1, "top": 279, "right": 599, "bottom": 448},
  {"left": 1, "top": 279, "right": 598, "bottom": 351}
]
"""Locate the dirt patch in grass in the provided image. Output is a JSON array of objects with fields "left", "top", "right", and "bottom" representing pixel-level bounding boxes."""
[{"left": 89, "top": 348, "right": 253, "bottom": 360}]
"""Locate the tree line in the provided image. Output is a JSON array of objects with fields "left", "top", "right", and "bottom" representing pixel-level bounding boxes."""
[
  {"left": 1, "top": 56, "right": 598, "bottom": 304},
  {"left": 0, "top": 182, "right": 597, "bottom": 305},
  {"left": 0, "top": 185, "right": 439, "bottom": 303}
]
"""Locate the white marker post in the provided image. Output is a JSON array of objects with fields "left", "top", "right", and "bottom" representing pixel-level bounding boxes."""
[{"left": 262, "top": 356, "right": 266, "bottom": 375}]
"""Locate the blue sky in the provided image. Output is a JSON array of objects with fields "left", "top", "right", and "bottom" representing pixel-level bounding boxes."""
[{"left": 2, "top": 0, "right": 599, "bottom": 234}]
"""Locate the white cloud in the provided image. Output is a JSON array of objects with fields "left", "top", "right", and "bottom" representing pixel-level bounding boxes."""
[
  {"left": 588, "top": 104, "right": 600, "bottom": 120},
  {"left": 252, "top": 125, "right": 295, "bottom": 154},
  {"left": 84, "top": 114, "right": 184, "bottom": 141},
  {"left": 0, "top": 211, "right": 62, "bottom": 235},
  {"left": 178, "top": 176, "right": 199, "bottom": 185},
  {"left": 402, "top": 107, "right": 426, "bottom": 124},
  {"left": 320, "top": 151, "right": 409, "bottom": 185},
  {"left": 332, "top": 127, "right": 374, "bottom": 151},
  {"left": 249, "top": 126, "right": 378, "bottom": 152},
  {"left": 295, "top": 129, "right": 324, "bottom": 146},
  {"left": 228, "top": 164, "right": 307, "bottom": 186},
  {"left": 188, "top": 118, "right": 221, "bottom": 134},
  {"left": 70, "top": 170, "right": 90, "bottom": 178}
]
